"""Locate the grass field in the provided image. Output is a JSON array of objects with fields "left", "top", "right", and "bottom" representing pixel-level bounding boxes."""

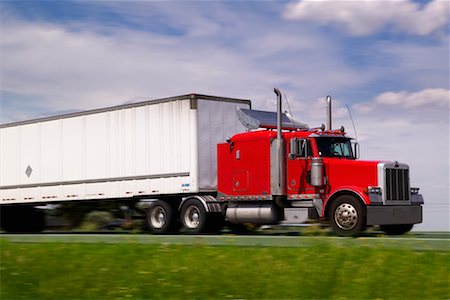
[{"left": 1, "top": 237, "right": 449, "bottom": 299}]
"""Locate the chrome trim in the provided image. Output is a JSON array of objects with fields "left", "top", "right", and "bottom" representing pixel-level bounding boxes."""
[
  {"left": 313, "top": 198, "right": 323, "bottom": 216},
  {"left": 326, "top": 95, "right": 332, "bottom": 131},
  {"left": 216, "top": 193, "right": 273, "bottom": 201},
  {"left": 410, "top": 187, "right": 420, "bottom": 195},
  {"left": 291, "top": 200, "right": 313, "bottom": 208},
  {"left": 271, "top": 88, "right": 286, "bottom": 196},
  {"left": 270, "top": 138, "right": 286, "bottom": 195},
  {"left": 308, "top": 133, "right": 351, "bottom": 138},
  {"left": 179, "top": 195, "right": 211, "bottom": 213},
  {"left": 377, "top": 162, "right": 411, "bottom": 205},
  {"left": 178, "top": 195, "right": 222, "bottom": 214},
  {"left": 287, "top": 194, "right": 320, "bottom": 200},
  {"left": 334, "top": 202, "right": 358, "bottom": 230},
  {"left": 226, "top": 202, "right": 280, "bottom": 224},
  {"left": 310, "top": 157, "right": 324, "bottom": 186},
  {"left": 183, "top": 205, "right": 201, "bottom": 229},
  {"left": 377, "top": 162, "right": 385, "bottom": 193},
  {"left": 203, "top": 195, "right": 223, "bottom": 213}
]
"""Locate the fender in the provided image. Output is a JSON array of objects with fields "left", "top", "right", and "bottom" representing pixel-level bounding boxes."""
[
  {"left": 178, "top": 195, "right": 222, "bottom": 213},
  {"left": 323, "top": 186, "right": 369, "bottom": 218}
]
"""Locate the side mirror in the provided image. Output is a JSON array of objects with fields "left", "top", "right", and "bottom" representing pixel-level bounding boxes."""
[
  {"left": 289, "top": 138, "right": 299, "bottom": 159},
  {"left": 353, "top": 142, "right": 360, "bottom": 159}
]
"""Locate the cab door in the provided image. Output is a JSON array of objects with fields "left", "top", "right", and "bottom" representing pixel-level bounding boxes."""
[{"left": 287, "top": 138, "right": 315, "bottom": 195}]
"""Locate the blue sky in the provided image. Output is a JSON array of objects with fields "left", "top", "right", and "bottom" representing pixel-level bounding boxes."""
[{"left": 1, "top": 0, "right": 449, "bottom": 230}]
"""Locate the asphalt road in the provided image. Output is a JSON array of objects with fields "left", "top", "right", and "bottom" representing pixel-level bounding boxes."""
[{"left": 1, "top": 232, "right": 449, "bottom": 251}]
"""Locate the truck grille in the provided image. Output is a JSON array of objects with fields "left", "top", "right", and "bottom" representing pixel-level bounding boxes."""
[{"left": 385, "top": 168, "right": 410, "bottom": 201}]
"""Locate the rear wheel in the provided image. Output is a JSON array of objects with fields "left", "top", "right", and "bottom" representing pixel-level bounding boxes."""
[
  {"left": 380, "top": 224, "right": 413, "bottom": 235},
  {"left": 180, "top": 199, "right": 208, "bottom": 234},
  {"left": 146, "top": 200, "right": 179, "bottom": 234},
  {"left": 330, "top": 195, "right": 366, "bottom": 237}
]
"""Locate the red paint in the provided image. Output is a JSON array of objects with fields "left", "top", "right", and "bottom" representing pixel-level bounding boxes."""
[
  {"left": 217, "top": 129, "right": 381, "bottom": 217},
  {"left": 218, "top": 131, "right": 274, "bottom": 196}
]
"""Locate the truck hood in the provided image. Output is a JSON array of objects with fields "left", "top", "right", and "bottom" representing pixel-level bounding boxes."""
[{"left": 323, "top": 158, "right": 381, "bottom": 190}]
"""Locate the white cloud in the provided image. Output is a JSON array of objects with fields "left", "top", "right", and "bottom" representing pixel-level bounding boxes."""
[
  {"left": 0, "top": 16, "right": 376, "bottom": 119},
  {"left": 0, "top": 20, "right": 266, "bottom": 113},
  {"left": 284, "top": 0, "right": 450, "bottom": 36},
  {"left": 355, "top": 88, "right": 450, "bottom": 110}
]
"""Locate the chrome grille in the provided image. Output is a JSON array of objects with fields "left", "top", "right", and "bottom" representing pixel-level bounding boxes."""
[{"left": 385, "top": 168, "right": 410, "bottom": 201}]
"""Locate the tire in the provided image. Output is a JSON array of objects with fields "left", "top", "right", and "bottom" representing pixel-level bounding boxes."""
[
  {"left": 380, "top": 224, "right": 414, "bottom": 235},
  {"left": 180, "top": 198, "right": 208, "bottom": 234},
  {"left": 206, "top": 213, "right": 224, "bottom": 234},
  {"left": 330, "top": 195, "right": 366, "bottom": 237},
  {"left": 146, "top": 200, "right": 179, "bottom": 234},
  {"left": 27, "top": 209, "right": 46, "bottom": 232},
  {"left": 0, "top": 206, "right": 46, "bottom": 233}
]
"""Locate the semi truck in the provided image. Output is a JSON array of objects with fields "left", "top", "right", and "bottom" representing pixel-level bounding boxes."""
[{"left": 0, "top": 89, "right": 423, "bottom": 236}]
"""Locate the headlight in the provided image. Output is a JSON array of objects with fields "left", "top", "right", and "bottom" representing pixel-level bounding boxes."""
[
  {"left": 410, "top": 187, "right": 420, "bottom": 195},
  {"left": 365, "top": 186, "right": 382, "bottom": 194}
]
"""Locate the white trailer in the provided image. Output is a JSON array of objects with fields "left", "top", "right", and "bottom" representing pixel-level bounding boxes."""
[{"left": 0, "top": 94, "right": 250, "bottom": 232}]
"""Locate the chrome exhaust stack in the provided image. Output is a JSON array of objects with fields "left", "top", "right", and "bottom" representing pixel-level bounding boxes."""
[
  {"left": 326, "top": 95, "right": 332, "bottom": 131},
  {"left": 275, "top": 88, "right": 282, "bottom": 140},
  {"left": 271, "top": 88, "right": 286, "bottom": 196}
]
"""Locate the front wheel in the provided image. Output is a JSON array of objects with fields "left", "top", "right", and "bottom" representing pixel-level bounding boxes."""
[
  {"left": 330, "top": 195, "right": 366, "bottom": 237},
  {"left": 380, "top": 224, "right": 414, "bottom": 235}
]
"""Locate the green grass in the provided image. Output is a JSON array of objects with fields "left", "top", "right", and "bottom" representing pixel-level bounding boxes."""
[{"left": 1, "top": 239, "right": 449, "bottom": 299}]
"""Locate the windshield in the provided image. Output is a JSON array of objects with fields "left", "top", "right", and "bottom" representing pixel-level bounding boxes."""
[{"left": 316, "top": 137, "right": 354, "bottom": 158}]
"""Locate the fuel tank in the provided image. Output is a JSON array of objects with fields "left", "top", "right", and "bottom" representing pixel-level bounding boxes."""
[{"left": 226, "top": 203, "right": 282, "bottom": 224}]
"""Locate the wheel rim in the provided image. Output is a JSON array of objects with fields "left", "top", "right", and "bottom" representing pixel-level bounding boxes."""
[
  {"left": 334, "top": 203, "right": 358, "bottom": 230},
  {"left": 184, "top": 205, "right": 200, "bottom": 229},
  {"left": 150, "top": 206, "right": 166, "bottom": 229}
]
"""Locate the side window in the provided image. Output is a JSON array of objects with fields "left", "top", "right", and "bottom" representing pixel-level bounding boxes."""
[
  {"left": 342, "top": 144, "right": 351, "bottom": 157},
  {"left": 331, "top": 143, "right": 342, "bottom": 155},
  {"left": 299, "top": 139, "right": 312, "bottom": 157},
  {"left": 290, "top": 138, "right": 311, "bottom": 159},
  {"left": 331, "top": 142, "right": 351, "bottom": 156}
]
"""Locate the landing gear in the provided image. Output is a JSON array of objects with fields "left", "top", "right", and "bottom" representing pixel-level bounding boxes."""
[{"left": 330, "top": 195, "right": 366, "bottom": 236}]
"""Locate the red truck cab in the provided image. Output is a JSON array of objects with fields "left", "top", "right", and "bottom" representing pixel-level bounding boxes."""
[{"left": 217, "top": 90, "right": 423, "bottom": 236}]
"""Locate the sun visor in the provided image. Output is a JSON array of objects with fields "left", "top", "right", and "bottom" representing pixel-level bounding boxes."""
[{"left": 236, "top": 107, "right": 309, "bottom": 131}]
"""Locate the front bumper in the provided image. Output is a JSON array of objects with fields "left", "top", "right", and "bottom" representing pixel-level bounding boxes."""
[{"left": 366, "top": 205, "right": 422, "bottom": 225}]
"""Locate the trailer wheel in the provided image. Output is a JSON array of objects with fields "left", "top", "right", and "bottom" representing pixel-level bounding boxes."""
[
  {"left": 0, "top": 206, "right": 45, "bottom": 233},
  {"left": 330, "top": 195, "right": 366, "bottom": 237},
  {"left": 146, "top": 200, "right": 178, "bottom": 234},
  {"left": 180, "top": 199, "right": 208, "bottom": 234},
  {"left": 380, "top": 224, "right": 413, "bottom": 235}
]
